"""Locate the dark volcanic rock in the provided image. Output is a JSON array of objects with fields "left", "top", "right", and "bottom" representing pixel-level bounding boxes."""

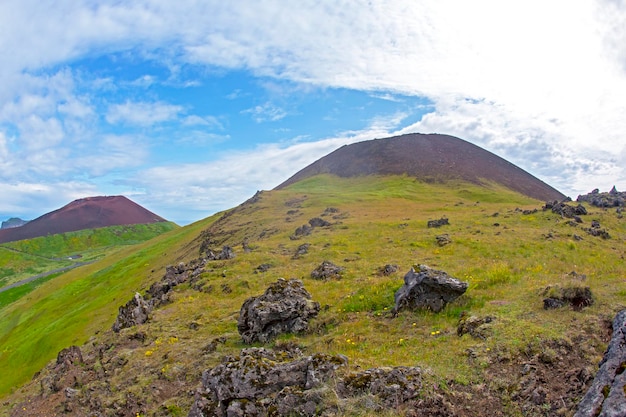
[
  {"left": 310, "top": 260, "right": 344, "bottom": 280},
  {"left": 292, "top": 243, "right": 310, "bottom": 259},
  {"left": 238, "top": 278, "right": 321, "bottom": 344},
  {"left": 577, "top": 187, "right": 626, "bottom": 208},
  {"left": 574, "top": 309, "right": 626, "bottom": 417},
  {"left": 427, "top": 217, "right": 449, "bottom": 228},
  {"left": 378, "top": 264, "right": 399, "bottom": 276},
  {"left": 206, "top": 245, "right": 235, "bottom": 260},
  {"left": 188, "top": 347, "right": 346, "bottom": 417},
  {"left": 457, "top": 314, "right": 495, "bottom": 339},
  {"left": 542, "top": 285, "right": 594, "bottom": 311},
  {"left": 337, "top": 366, "right": 423, "bottom": 408},
  {"left": 548, "top": 201, "right": 588, "bottom": 218},
  {"left": 393, "top": 265, "right": 468, "bottom": 314},
  {"left": 436, "top": 234, "right": 452, "bottom": 246},
  {"left": 112, "top": 293, "right": 151, "bottom": 333}
]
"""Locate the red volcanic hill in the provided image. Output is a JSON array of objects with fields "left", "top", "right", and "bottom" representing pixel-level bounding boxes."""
[
  {"left": 276, "top": 133, "right": 565, "bottom": 201},
  {"left": 0, "top": 196, "right": 168, "bottom": 244}
]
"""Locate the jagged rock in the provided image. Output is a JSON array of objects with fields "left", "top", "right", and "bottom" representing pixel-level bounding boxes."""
[
  {"left": 255, "top": 263, "right": 272, "bottom": 273},
  {"left": 112, "top": 293, "right": 151, "bottom": 332},
  {"left": 577, "top": 188, "right": 626, "bottom": 208},
  {"left": 574, "top": 310, "right": 626, "bottom": 417},
  {"left": 378, "top": 264, "right": 399, "bottom": 276},
  {"left": 548, "top": 201, "right": 588, "bottom": 218},
  {"left": 294, "top": 224, "right": 312, "bottom": 237},
  {"left": 542, "top": 285, "right": 594, "bottom": 311},
  {"left": 188, "top": 348, "right": 346, "bottom": 417},
  {"left": 292, "top": 243, "right": 310, "bottom": 259},
  {"left": 585, "top": 227, "right": 611, "bottom": 239},
  {"left": 427, "top": 217, "right": 449, "bottom": 228},
  {"left": 56, "top": 346, "right": 83, "bottom": 370},
  {"left": 310, "top": 261, "right": 344, "bottom": 280},
  {"left": 436, "top": 234, "right": 452, "bottom": 246},
  {"left": 207, "top": 245, "right": 235, "bottom": 260},
  {"left": 393, "top": 265, "right": 468, "bottom": 314},
  {"left": 238, "top": 279, "right": 321, "bottom": 344},
  {"left": 309, "top": 217, "right": 331, "bottom": 228},
  {"left": 336, "top": 366, "right": 423, "bottom": 408},
  {"left": 457, "top": 314, "right": 495, "bottom": 339}
]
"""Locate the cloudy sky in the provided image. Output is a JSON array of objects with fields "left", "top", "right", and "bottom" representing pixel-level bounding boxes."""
[{"left": 1, "top": 1, "right": 625, "bottom": 225}]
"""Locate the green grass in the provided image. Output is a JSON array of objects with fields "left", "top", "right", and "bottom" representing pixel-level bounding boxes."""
[
  {"left": 1, "top": 174, "right": 625, "bottom": 414},
  {"left": 0, "top": 222, "right": 178, "bottom": 290}
]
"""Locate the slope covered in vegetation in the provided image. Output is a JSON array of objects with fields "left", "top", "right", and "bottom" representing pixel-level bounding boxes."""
[{"left": 1, "top": 175, "right": 624, "bottom": 416}]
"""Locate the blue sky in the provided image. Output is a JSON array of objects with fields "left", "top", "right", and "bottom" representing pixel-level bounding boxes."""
[{"left": 1, "top": 1, "right": 626, "bottom": 225}]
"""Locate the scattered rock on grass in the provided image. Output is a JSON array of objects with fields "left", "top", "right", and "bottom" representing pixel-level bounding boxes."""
[
  {"left": 237, "top": 278, "right": 320, "bottom": 344},
  {"left": 393, "top": 265, "right": 468, "bottom": 314},
  {"left": 436, "top": 234, "right": 452, "bottom": 246},
  {"left": 310, "top": 260, "right": 344, "bottom": 280},
  {"left": 377, "top": 264, "right": 399, "bottom": 276},
  {"left": 457, "top": 313, "right": 495, "bottom": 339},
  {"left": 542, "top": 285, "right": 594, "bottom": 311},
  {"left": 427, "top": 217, "right": 449, "bottom": 228}
]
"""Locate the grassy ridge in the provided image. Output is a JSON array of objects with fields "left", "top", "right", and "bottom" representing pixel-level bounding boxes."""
[
  {"left": 2, "top": 175, "right": 625, "bottom": 414},
  {"left": 0, "top": 219, "right": 209, "bottom": 396},
  {"left": 0, "top": 222, "right": 178, "bottom": 290}
]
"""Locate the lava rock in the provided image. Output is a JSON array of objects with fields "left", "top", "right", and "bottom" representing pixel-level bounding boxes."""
[
  {"left": 238, "top": 278, "right": 321, "bottom": 344},
  {"left": 188, "top": 347, "right": 346, "bottom": 417},
  {"left": 574, "top": 309, "right": 626, "bottom": 417},
  {"left": 393, "top": 265, "right": 468, "bottom": 314},
  {"left": 427, "top": 217, "right": 449, "bottom": 228},
  {"left": 310, "top": 260, "right": 344, "bottom": 280},
  {"left": 112, "top": 293, "right": 151, "bottom": 333}
]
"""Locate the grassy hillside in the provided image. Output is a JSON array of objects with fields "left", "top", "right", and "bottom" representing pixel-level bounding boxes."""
[
  {"left": 0, "top": 222, "right": 178, "bottom": 291},
  {"left": 2, "top": 175, "right": 625, "bottom": 416}
]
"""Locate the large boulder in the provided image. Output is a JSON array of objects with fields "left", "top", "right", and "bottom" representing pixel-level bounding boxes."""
[
  {"left": 238, "top": 278, "right": 321, "bottom": 344},
  {"left": 393, "top": 265, "right": 468, "bottom": 314},
  {"left": 574, "top": 310, "right": 626, "bottom": 417},
  {"left": 188, "top": 347, "right": 346, "bottom": 417}
]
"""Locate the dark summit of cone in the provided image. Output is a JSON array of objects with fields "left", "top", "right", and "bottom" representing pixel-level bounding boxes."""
[
  {"left": 275, "top": 133, "right": 565, "bottom": 201},
  {"left": 0, "top": 195, "right": 167, "bottom": 244}
]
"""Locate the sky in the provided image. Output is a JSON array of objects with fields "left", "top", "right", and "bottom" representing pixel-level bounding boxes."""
[{"left": 1, "top": 1, "right": 626, "bottom": 225}]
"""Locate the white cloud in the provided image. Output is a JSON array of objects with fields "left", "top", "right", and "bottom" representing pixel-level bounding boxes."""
[
  {"left": 106, "top": 100, "right": 183, "bottom": 126},
  {"left": 0, "top": 180, "right": 98, "bottom": 219},
  {"left": 242, "top": 102, "right": 287, "bottom": 122},
  {"left": 2, "top": 0, "right": 626, "bottom": 221}
]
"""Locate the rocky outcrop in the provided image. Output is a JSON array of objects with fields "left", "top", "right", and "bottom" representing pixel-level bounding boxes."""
[
  {"left": 542, "top": 285, "right": 594, "bottom": 311},
  {"left": 546, "top": 201, "right": 587, "bottom": 218},
  {"left": 577, "top": 187, "right": 626, "bottom": 208},
  {"left": 393, "top": 265, "right": 468, "bottom": 314},
  {"left": 188, "top": 347, "right": 427, "bottom": 417},
  {"left": 113, "top": 259, "right": 207, "bottom": 332},
  {"left": 574, "top": 309, "right": 626, "bottom": 417},
  {"left": 188, "top": 347, "right": 347, "bottom": 417},
  {"left": 238, "top": 279, "right": 321, "bottom": 344},
  {"left": 310, "top": 260, "right": 344, "bottom": 280},
  {"left": 337, "top": 366, "right": 423, "bottom": 409},
  {"left": 112, "top": 293, "right": 151, "bottom": 333},
  {"left": 292, "top": 217, "right": 332, "bottom": 239},
  {"left": 206, "top": 245, "right": 235, "bottom": 261}
]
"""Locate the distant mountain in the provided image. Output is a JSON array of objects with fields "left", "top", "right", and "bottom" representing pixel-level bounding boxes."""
[
  {"left": 0, "top": 217, "right": 28, "bottom": 229},
  {"left": 276, "top": 133, "right": 565, "bottom": 201},
  {"left": 0, "top": 196, "right": 167, "bottom": 244}
]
